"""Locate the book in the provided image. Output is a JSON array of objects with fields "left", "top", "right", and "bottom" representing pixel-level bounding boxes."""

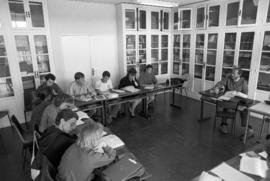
[
  {"left": 76, "top": 111, "right": 89, "bottom": 126},
  {"left": 122, "top": 86, "right": 140, "bottom": 93},
  {"left": 240, "top": 155, "right": 269, "bottom": 178},
  {"left": 95, "top": 134, "right": 125, "bottom": 153},
  {"left": 104, "top": 93, "right": 119, "bottom": 99}
]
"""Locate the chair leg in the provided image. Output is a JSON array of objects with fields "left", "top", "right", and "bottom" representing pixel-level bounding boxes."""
[
  {"left": 213, "top": 115, "right": 217, "bottom": 131},
  {"left": 260, "top": 117, "right": 266, "bottom": 138}
]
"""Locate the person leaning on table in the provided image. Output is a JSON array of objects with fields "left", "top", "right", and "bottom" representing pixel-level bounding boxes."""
[
  {"left": 57, "top": 121, "right": 116, "bottom": 181},
  {"left": 212, "top": 67, "right": 253, "bottom": 138}
]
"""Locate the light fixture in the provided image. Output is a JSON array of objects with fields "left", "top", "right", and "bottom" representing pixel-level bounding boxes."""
[{"left": 136, "top": 0, "right": 179, "bottom": 7}]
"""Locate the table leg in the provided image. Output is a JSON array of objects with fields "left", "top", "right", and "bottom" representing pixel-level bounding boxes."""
[
  {"left": 170, "top": 87, "right": 182, "bottom": 109},
  {"left": 243, "top": 110, "right": 250, "bottom": 144},
  {"left": 197, "top": 98, "right": 211, "bottom": 122},
  {"left": 102, "top": 100, "right": 107, "bottom": 126},
  {"left": 142, "top": 96, "right": 151, "bottom": 120}
]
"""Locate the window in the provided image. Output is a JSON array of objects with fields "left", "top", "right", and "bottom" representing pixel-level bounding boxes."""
[
  {"left": 195, "top": 34, "right": 205, "bottom": 79},
  {"left": 173, "top": 11, "right": 178, "bottom": 30},
  {"left": 180, "top": 9, "right": 191, "bottom": 29},
  {"left": 173, "top": 34, "right": 180, "bottom": 75},
  {"left": 151, "top": 11, "right": 159, "bottom": 29},
  {"left": 125, "top": 9, "right": 136, "bottom": 29},
  {"left": 241, "top": 0, "right": 258, "bottom": 25},
  {"left": 196, "top": 7, "right": 205, "bottom": 28},
  {"left": 206, "top": 34, "right": 218, "bottom": 81},
  {"left": 267, "top": 1, "right": 270, "bottom": 23},
  {"left": 139, "top": 10, "right": 146, "bottom": 29},
  {"left": 9, "top": 0, "right": 27, "bottom": 28},
  {"left": 126, "top": 35, "right": 136, "bottom": 65},
  {"left": 208, "top": 5, "right": 220, "bottom": 27},
  {"left": 226, "top": 1, "right": 240, "bottom": 26}
]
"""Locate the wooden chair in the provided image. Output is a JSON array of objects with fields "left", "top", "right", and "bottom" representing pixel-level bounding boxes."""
[
  {"left": 213, "top": 100, "right": 239, "bottom": 135},
  {"left": 11, "top": 115, "right": 33, "bottom": 169}
]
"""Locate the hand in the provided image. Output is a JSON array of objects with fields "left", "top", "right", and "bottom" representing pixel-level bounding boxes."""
[{"left": 102, "top": 146, "right": 114, "bottom": 154}]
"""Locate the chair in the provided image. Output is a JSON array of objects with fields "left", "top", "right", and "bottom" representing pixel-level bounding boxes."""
[
  {"left": 0, "top": 110, "right": 12, "bottom": 126},
  {"left": 213, "top": 100, "right": 239, "bottom": 135},
  {"left": 259, "top": 116, "right": 270, "bottom": 138},
  {"left": 11, "top": 115, "right": 33, "bottom": 169}
]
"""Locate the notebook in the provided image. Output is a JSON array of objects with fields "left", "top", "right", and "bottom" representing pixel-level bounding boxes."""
[{"left": 102, "top": 155, "right": 143, "bottom": 181}]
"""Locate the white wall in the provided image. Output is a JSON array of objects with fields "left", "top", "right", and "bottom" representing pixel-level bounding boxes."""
[{"left": 47, "top": 0, "right": 119, "bottom": 91}]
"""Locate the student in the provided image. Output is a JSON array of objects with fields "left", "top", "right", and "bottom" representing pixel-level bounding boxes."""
[
  {"left": 213, "top": 67, "right": 253, "bottom": 137},
  {"left": 39, "top": 109, "right": 78, "bottom": 169},
  {"left": 119, "top": 68, "right": 141, "bottom": 117},
  {"left": 30, "top": 86, "right": 53, "bottom": 131},
  {"left": 139, "top": 64, "right": 158, "bottom": 106},
  {"left": 67, "top": 72, "right": 96, "bottom": 97},
  {"left": 58, "top": 122, "right": 116, "bottom": 181},
  {"left": 39, "top": 94, "right": 73, "bottom": 133},
  {"left": 37, "top": 73, "right": 63, "bottom": 96},
  {"left": 95, "top": 71, "right": 119, "bottom": 123}
]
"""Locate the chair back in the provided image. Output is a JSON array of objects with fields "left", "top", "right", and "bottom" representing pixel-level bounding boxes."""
[{"left": 11, "top": 115, "right": 25, "bottom": 142}]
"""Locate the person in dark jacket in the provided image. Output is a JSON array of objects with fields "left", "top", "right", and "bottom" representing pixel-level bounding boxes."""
[
  {"left": 119, "top": 68, "right": 141, "bottom": 117},
  {"left": 37, "top": 73, "right": 63, "bottom": 96}
]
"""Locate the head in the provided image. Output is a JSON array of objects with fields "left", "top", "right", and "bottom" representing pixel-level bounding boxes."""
[
  {"left": 127, "top": 68, "right": 137, "bottom": 80},
  {"left": 53, "top": 94, "right": 73, "bottom": 109},
  {"left": 145, "top": 64, "right": 153, "bottom": 74},
  {"left": 232, "top": 67, "right": 242, "bottom": 81},
  {"left": 45, "top": 74, "right": 56, "bottom": 87},
  {"left": 37, "top": 86, "right": 53, "bottom": 101},
  {"left": 76, "top": 122, "right": 103, "bottom": 150},
  {"left": 102, "top": 71, "right": 110, "bottom": 83},
  {"left": 74, "top": 72, "right": 85, "bottom": 86},
  {"left": 55, "top": 109, "right": 78, "bottom": 133}
]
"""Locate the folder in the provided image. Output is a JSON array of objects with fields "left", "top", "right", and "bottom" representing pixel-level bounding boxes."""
[{"left": 102, "top": 155, "right": 143, "bottom": 181}]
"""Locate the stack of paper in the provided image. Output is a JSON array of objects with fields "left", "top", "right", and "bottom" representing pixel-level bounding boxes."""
[
  {"left": 199, "top": 171, "right": 222, "bottom": 181},
  {"left": 240, "top": 155, "right": 269, "bottom": 178},
  {"left": 95, "top": 134, "right": 125, "bottom": 153},
  {"left": 122, "top": 86, "right": 140, "bottom": 93},
  {"left": 112, "top": 89, "right": 125, "bottom": 94}
]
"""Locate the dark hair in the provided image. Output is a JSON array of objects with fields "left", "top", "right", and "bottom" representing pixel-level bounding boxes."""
[
  {"left": 233, "top": 67, "right": 243, "bottom": 76},
  {"left": 128, "top": 68, "right": 137, "bottom": 76},
  {"left": 36, "top": 86, "right": 53, "bottom": 101},
  {"left": 102, "top": 71, "right": 110, "bottom": 78},
  {"left": 53, "top": 94, "right": 72, "bottom": 107},
  {"left": 55, "top": 109, "right": 78, "bottom": 126},
  {"left": 146, "top": 64, "right": 153, "bottom": 70},
  {"left": 74, "top": 72, "right": 85, "bottom": 80},
  {"left": 45, "top": 73, "right": 56, "bottom": 81}
]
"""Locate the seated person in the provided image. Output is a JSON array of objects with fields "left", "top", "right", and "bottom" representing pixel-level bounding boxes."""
[
  {"left": 119, "top": 68, "right": 141, "bottom": 117},
  {"left": 39, "top": 94, "right": 73, "bottom": 133},
  {"left": 67, "top": 72, "right": 96, "bottom": 97},
  {"left": 39, "top": 109, "right": 78, "bottom": 169},
  {"left": 30, "top": 86, "right": 53, "bottom": 131},
  {"left": 58, "top": 122, "right": 116, "bottom": 181},
  {"left": 212, "top": 67, "right": 253, "bottom": 137},
  {"left": 95, "top": 71, "right": 120, "bottom": 123},
  {"left": 37, "top": 73, "right": 63, "bottom": 96},
  {"left": 139, "top": 64, "right": 158, "bottom": 107}
]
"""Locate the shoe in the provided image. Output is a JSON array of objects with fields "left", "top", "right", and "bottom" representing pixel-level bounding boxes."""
[
  {"left": 241, "top": 128, "right": 254, "bottom": 140},
  {"left": 219, "top": 125, "right": 228, "bottom": 134}
]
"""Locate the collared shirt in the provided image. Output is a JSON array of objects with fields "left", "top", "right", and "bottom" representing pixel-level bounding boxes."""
[
  {"left": 67, "top": 81, "right": 96, "bottom": 96},
  {"left": 95, "top": 79, "right": 113, "bottom": 92},
  {"left": 139, "top": 71, "right": 157, "bottom": 85}
]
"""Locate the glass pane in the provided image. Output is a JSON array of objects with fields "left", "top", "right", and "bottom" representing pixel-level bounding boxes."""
[
  {"left": 173, "top": 48, "right": 180, "bottom": 61},
  {"left": 161, "top": 35, "right": 168, "bottom": 48},
  {"left": 181, "top": 9, "right": 191, "bottom": 29},
  {"left": 126, "top": 50, "right": 136, "bottom": 64},
  {"left": 257, "top": 72, "right": 270, "bottom": 90},
  {"left": 183, "top": 35, "right": 190, "bottom": 48},
  {"left": 29, "top": 1, "right": 45, "bottom": 28},
  {"left": 163, "top": 12, "right": 169, "bottom": 30},
  {"left": 0, "top": 57, "right": 11, "bottom": 77},
  {"left": 151, "top": 35, "right": 159, "bottom": 48},
  {"left": 195, "top": 65, "right": 203, "bottom": 79},
  {"left": 196, "top": 34, "right": 204, "bottom": 49},
  {"left": 223, "top": 51, "right": 235, "bottom": 67},
  {"left": 182, "top": 49, "right": 190, "bottom": 62},
  {"left": 262, "top": 32, "right": 270, "bottom": 51},
  {"left": 161, "top": 62, "right": 168, "bottom": 74},
  {"left": 18, "top": 56, "right": 33, "bottom": 74},
  {"left": 0, "top": 77, "right": 14, "bottom": 98},
  {"left": 139, "top": 35, "right": 146, "bottom": 64},
  {"left": 224, "top": 33, "right": 237, "bottom": 50},
  {"left": 260, "top": 53, "right": 270, "bottom": 72},
  {"left": 238, "top": 51, "right": 252, "bottom": 69},
  {"left": 125, "top": 9, "right": 135, "bottom": 29},
  {"left": 208, "top": 34, "right": 218, "bottom": 49},
  {"left": 151, "top": 11, "right": 159, "bottom": 29},
  {"left": 207, "top": 50, "right": 216, "bottom": 65},
  {"left": 208, "top": 5, "right": 220, "bottom": 27},
  {"left": 222, "top": 68, "right": 232, "bottom": 79},
  {"left": 151, "top": 63, "right": 158, "bottom": 75},
  {"left": 139, "top": 64, "right": 146, "bottom": 73},
  {"left": 9, "top": 0, "right": 27, "bottom": 28},
  {"left": 242, "top": 70, "right": 250, "bottom": 81},
  {"left": 139, "top": 35, "right": 146, "bottom": 49},
  {"left": 240, "top": 32, "right": 254, "bottom": 50},
  {"left": 226, "top": 2, "right": 239, "bottom": 26},
  {"left": 139, "top": 10, "right": 146, "bottom": 29},
  {"left": 37, "top": 55, "right": 50, "bottom": 73},
  {"left": 0, "top": 36, "right": 7, "bottom": 56},
  {"left": 22, "top": 76, "right": 35, "bottom": 90},
  {"left": 241, "top": 0, "right": 258, "bottom": 25},
  {"left": 173, "top": 62, "right": 180, "bottom": 74},
  {"left": 161, "top": 49, "right": 168, "bottom": 61},
  {"left": 34, "top": 35, "right": 48, "bottom": 54},
  {"left": 173, "top": 12, "right": 178, "bottom": 30},
  {"left": 196, "top": 7, "right": 205, "bottom": 28},
  {"left": 139, "top": 50, "right": 146, "bottom": 64},
  {"left": 267, "top": 2, "right": 270, "bottom": 23},
  {"left": 151, "top": 49, "right": 159, "bottom": 62},
  {"left": 206, "top": 66, "right": 215, "bottom": 81},
  {"left": 173, "top": 35, "right": 180, "bottom": 48},
  {"left": 126, "top": 35, "right": 136, "bottom": 49},
  {"left": 195, "top": 50, "right": 204, "bottom": 64},
  {"left": 182, "top": 63, "right": 189, "bottom": 75}
]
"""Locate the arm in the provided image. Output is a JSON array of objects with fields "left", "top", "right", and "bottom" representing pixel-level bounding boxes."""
[
  {"left": 152, "top": 75, "right": 158, "bottom": 85},
  {"left": 67, "top": 84, "right": 75, "bottom": 96},
  {"left": 133, "top": 78, "right": 140, "bottom": 88},
  {"left": 242, "top": 80, "right": 248, "bottom": 94},
  {"left": 91, "top": 146, "right": 116, "bottom": 168},
  {"left": 53, "top": 83, "right": 64, "bottom": 95}
]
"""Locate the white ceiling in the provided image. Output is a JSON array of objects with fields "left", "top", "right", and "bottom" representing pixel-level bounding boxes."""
[{"left": 69, "top": 0, "right": 208, "bottom": 6}]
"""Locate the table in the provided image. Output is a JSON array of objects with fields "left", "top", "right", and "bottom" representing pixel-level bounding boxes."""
[
  {"left": 191, "top": 141, "right": 269, "bottom": 181},
  {"left": 244, "top": 103, "right": 270, "bottom": 144}
]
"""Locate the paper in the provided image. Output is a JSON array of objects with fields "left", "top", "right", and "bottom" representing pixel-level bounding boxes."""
[
  {"left": 122, "top": 86, "right": 140, "bottom": 93},
  {"left": 104, "top": 93, "right": 119, "bottom": 99},
  {"left": 95, "top": 134, "right": 125, "bottom": 153},
  {"left": 143, "top": 85, "right": 154, "bottom": 90},
  {"left": 199, "top": 171, "right": 222, "bottom": 181},
  {"left": 259, "top": 151, "right": 268, "bottom": 159},
  {"left": 112, "top": 89, "right": 125, "bottom": 93},
  {"left": 76, "top": 111, "right": 89, "bottom": 126},
  {"left": 211, "top": 162, "right": 254, "bottom": 181},
  {"left": 218, "top": 95, "right": 231, "bottom": 101},
  {"left": 240, "top": 156, "right": 269, "bottom": 178}
]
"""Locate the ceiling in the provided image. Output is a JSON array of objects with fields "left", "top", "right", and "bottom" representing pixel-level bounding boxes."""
[{"left": 69, "top": 0, "right": 208, "bottom": 6}]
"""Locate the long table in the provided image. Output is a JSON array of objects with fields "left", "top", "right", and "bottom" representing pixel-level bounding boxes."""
[{"left": 74, "top": 83, "right": 184, "bottom": 125}]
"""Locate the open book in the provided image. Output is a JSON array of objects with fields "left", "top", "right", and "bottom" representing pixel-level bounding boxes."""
[
  {"left": 104, "top": 93, "right": 119, "bottom": 99},
  {"left": 95, "top": 134, "right": 125, "bottom": 153},
  {"left": 122, "top": 86, "right": 140, "bottom": 93}
]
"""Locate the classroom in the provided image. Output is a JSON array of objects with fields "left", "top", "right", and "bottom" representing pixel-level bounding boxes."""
[{"left": 1, "top": 0, "right": 270, "bottom": 180}]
